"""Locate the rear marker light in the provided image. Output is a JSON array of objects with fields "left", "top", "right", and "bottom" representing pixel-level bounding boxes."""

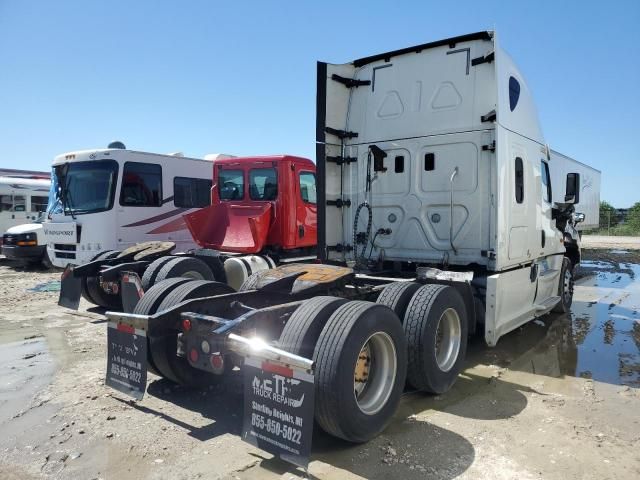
[
  {"left": 182, "top": 319, "right": 192, "bottom": 331},
  {"left": 211, "top": 354, "right": 224, "bottom": 369},
  {"left": 189, "top": 348, "right": 199, "bottom": 363}
]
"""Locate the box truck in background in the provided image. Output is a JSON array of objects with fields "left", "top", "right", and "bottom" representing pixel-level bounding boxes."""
[{"left": 549, "top": 150, "right": 600, "bottom": 230}]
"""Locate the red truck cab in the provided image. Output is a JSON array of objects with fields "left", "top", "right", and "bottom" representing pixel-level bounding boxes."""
[{"left": 184, "top": 155, "right": 316, "bottom": 255}]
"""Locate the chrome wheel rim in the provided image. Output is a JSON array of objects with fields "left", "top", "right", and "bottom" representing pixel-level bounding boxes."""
[
  {"left": 353, "top": 332, "right": 397, "bottom": 415},
  {"left": 434, "top": 308, "right": 462, "bottom": 372}
]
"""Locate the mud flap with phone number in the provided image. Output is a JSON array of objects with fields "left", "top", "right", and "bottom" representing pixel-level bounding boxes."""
[
  {"left": 242, "top": 355, "right": 314, "bottom": 468},
  {"left": 106, "top": 322, "right": 147, "bottom": 400}
]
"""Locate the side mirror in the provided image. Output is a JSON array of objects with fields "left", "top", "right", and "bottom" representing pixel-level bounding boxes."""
[
  {"left": 565, "top": 172, "right": 580, "bottom": 204},
  {"left": 574, "top": 212, "right": 585, "bottom": 224}
]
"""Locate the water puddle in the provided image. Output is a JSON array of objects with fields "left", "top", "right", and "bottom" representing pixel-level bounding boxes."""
[
  {"left": 470, "top": 252, "right": 640, "bottom": 387},
  {"left": 568, "top": 259, "right": 640, "bottom": 386},
  {"left": 28, "top": 280, "right": 61, "bottom": 293}
]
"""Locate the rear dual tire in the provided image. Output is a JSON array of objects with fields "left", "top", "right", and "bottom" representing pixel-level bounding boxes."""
[
  {"left": 313, "top": 301, "right": 407, "bottom": 443},
  {"left": 82, "top": 250, "right": 122, "bottom": 309},
  {"left": 134, "top": 278, "right": 234, "bottom": 385},
  {"left": 403, "top": 284, "right": 468, "bottom": 394},
  {"left": 280, "top": 299, "right": 407, "bottom": 443},
  {"left": 141, "top": 256, "right": 217, "bottom": 291}
]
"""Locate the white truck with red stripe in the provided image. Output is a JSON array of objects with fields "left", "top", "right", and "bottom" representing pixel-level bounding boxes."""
[{"left": 44, "top": 142, "right": 232, "bottom": 268}]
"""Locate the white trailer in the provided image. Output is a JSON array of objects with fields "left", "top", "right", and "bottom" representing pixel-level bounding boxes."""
[
  {"left": 44, "top": 143, "right": 232, "bottom": 268},
  {"left": 549, "top": 150, "right": 600, "bottom": 230}
]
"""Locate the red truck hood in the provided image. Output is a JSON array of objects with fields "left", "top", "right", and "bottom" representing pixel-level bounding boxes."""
[{"left": 184, "top": 203, "right": 272, "bottom": 254}]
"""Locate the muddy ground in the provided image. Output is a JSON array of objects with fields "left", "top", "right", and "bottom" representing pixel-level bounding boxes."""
[{"left": 0, "top": 249, "right": 639, "bottom": 479}]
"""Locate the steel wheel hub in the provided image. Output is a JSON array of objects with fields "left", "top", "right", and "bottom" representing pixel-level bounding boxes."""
[
  {"left": 353, "top": 332, "right": 397, "bottom": 415},
  {"left": 434, "top": 308, "right": 462, "bottom": 372}
]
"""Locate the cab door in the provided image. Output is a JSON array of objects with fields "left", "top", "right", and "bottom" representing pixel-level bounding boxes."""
[{"left": 295, "top": 166, "right": 317, "bottom": 248}]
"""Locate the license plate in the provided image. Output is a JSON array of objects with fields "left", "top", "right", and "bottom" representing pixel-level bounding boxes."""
[{"left": 106, "top": 322, "right": 147, "bottom": 400}]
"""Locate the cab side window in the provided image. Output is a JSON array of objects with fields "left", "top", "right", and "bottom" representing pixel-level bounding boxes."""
[
  {"left": 299, "top": 172, "right": 316, "bottom": 204},
  {"left": 249, "top": 168, "right": 278, "bottom": 201},
  {"left": 120, "top": 162, "right": 162, "bottom": 206},
  {"left": 218, "top": 169, "right": 244, "bottom": 200},
  {"left": 174, "top": 177, "right": 212, "bottom": 208},
  {"left": 31, "top": 195, "right": 49, "bottom": 212},
  {"left": 515, "top": 157, "right": 524, "bottom": 204},
  {"left": 1, "top": 195, "right": 26, "bottom": 212},
  {"left": 541, "top": 160, "right": 552, "bottom": 203}
]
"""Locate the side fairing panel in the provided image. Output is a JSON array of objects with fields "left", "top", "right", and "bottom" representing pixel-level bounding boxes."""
[
  {"left": 317, "top": 61, "right": 356, "bottom": 261},
  {"left": 494, "top": 40, "right": 545, "bottom": 145}
]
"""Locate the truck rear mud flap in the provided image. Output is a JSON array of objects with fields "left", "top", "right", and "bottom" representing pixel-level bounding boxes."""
[{"left": 104, "top": 309, "right": 316, "bottom": 468}]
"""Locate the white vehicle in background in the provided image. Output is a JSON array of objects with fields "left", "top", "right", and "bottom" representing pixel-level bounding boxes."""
[
  {"left": 549, "top": 150, "right": 601, "bottom": 230},
  {"left": 45, "top": 142, "right": 232, "bottom": 268},
  {"left": 1, "top": 175, "right": 51, "bottom": 266}
]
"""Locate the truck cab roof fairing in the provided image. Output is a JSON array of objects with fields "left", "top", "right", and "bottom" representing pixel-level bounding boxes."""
[
  {"left": 319, "top": 31, "right": 546, "bottom": 149},
  {"left": 493, "top": 35, "right": 545, "bottom": 146}
]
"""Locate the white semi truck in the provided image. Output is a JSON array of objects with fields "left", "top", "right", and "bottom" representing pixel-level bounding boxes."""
[
  {"left": 104, "top": 31, "right": 590, "bottom": 448},
  {"left": 44, "top": 142, "right": 232, "bottom": 268}
]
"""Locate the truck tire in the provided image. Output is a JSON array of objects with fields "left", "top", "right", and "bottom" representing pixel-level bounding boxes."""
[
  {"left": 81, "top": 250, "right": 118, "bottom": 304},
  {"left": 141, "top": 256, "right": 177, "bottom": 291},
  {"left": 238, "top": 271, "right": 261, "bottom": 291},
  {"left": 552, "top": 257, "right": 574, "bottom": 313},
  {"left": 133, "top": 277, "right": 197, "bottom": 377},
  {"left": 404, "top": 284, "right": 468, "bottom": 394},
  {"left": 376, "top": 282, "right": 422, "bottom": 321},
  {"left": 154, "top": 257, "right": 215, "bottom": 284},
  {"left": 41, "top": 250, "right": 54, "bottom": 270},
  {"left": 83, "top": 250, "right": 122, "bottom": 308},
  {"left": 133, "top": 277, "right": 193, "bottom": 316},
  {"left": 150, "top": 280, "right": 235, "bottom": 385},
  {"left": 313, "top": 301, "right": 407, "bottom": 443},
  {"left": 278, "top": 296, "right": 348, "bottom": 358}
]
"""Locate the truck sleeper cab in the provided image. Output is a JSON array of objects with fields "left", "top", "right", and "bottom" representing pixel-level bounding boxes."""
[{"left": 104, "top": 32, "right": 587, "bottom": 447}]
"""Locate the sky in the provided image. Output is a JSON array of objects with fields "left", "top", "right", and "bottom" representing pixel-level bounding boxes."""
[{"left": 0, "top": 1, "right": 638, "bottom": 207}]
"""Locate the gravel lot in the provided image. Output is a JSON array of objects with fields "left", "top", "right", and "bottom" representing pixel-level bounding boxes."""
[{"left": 0, "top": 249, "right": 639, "bottom": 479}]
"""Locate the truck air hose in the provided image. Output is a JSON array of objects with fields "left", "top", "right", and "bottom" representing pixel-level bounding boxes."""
[
  {"left": 352, "top": 147, "right": 376, "bottom": 266},
  {"left": 353, "top": 201, "right": 372, "bottom": 265}
]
